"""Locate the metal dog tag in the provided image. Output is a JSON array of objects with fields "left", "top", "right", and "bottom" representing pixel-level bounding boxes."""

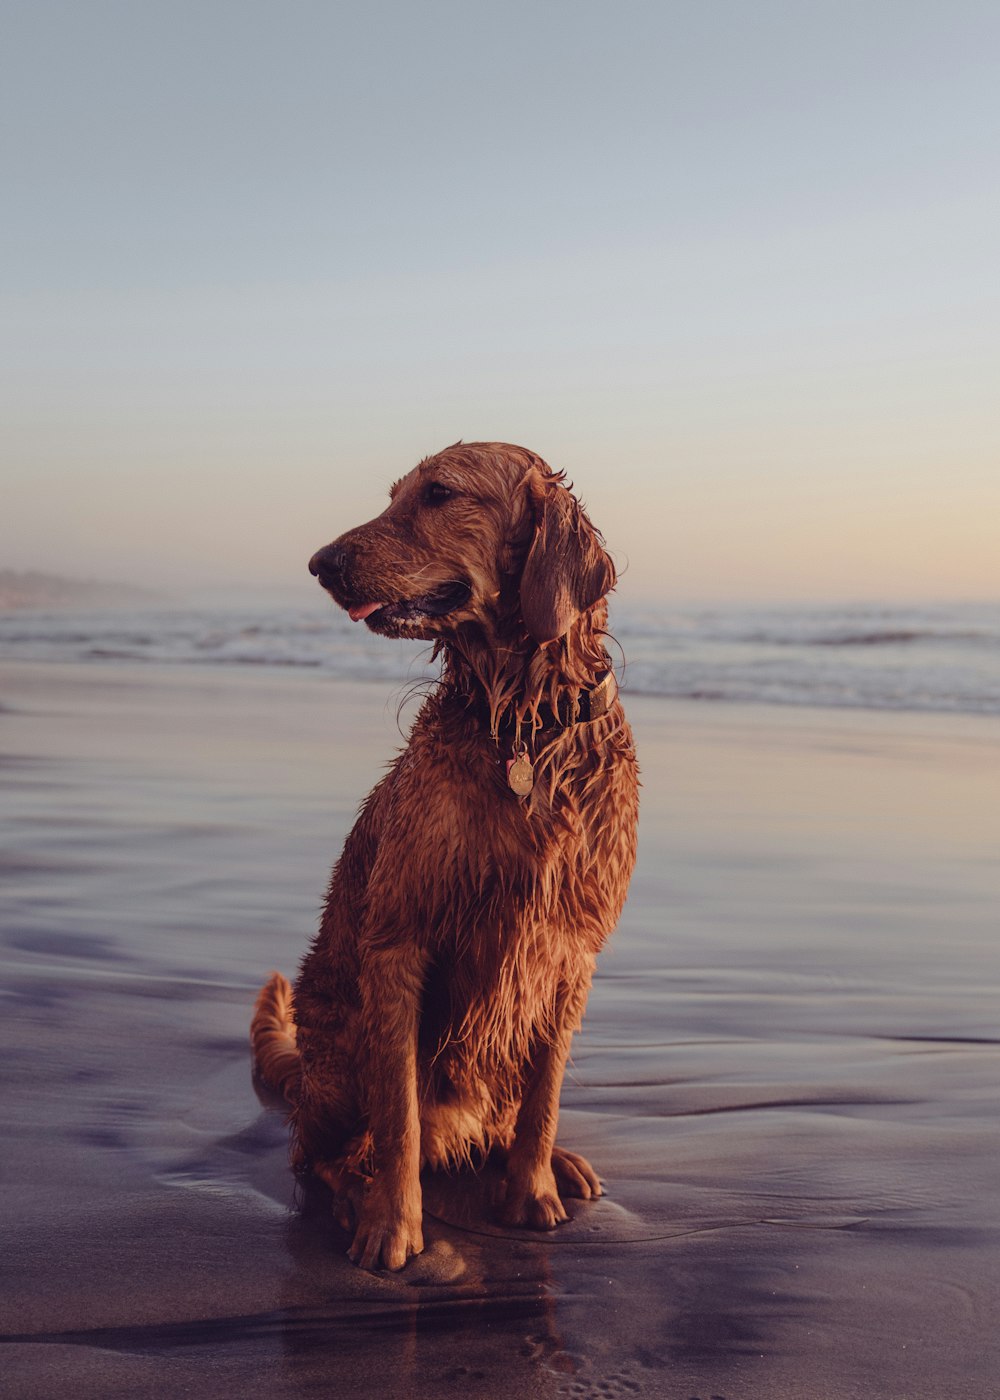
[{"left": 507, "top": 752, "right": 534, "bottom": 797}]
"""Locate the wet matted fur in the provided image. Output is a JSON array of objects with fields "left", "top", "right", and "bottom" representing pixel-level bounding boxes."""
[{"left": 251, "top": 441, "right": 638, "bottom": 1270}]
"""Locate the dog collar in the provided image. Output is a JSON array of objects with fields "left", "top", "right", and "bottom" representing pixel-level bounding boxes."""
[
  {"left": 541, "top": 667, "right": 616, "bottom": 727},
  {"left": 464, "top": 667, "right": 617, "bottom": 737}
]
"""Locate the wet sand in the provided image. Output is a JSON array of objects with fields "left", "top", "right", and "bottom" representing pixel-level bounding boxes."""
[{"left": 2, "top": 659, "right": 999, "bottom": 1399}]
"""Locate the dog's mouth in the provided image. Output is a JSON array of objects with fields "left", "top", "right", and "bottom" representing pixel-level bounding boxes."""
[{"left": 340, "top": 580, "right": 473, "bottom": 635}]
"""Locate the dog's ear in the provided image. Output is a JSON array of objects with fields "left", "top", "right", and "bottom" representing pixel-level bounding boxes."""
[{"left": 519, "top": 473, "right": 615, "bottom": 644}]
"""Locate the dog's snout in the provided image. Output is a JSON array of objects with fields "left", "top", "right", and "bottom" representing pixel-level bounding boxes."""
[{"left": 309, "top": 543, "right": 348, "bottom": 583}]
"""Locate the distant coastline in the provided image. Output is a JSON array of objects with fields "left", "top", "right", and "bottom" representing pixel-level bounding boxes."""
[{"left": 0, "top": 570, "right": 162, "bottom": 612}]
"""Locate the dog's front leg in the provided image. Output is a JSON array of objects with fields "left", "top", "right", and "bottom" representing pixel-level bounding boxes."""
[
  {"left": 499, "top": 976, "right": 595, "bottom": 1230},
  {"left": 499, "top": 1030, "right": 573, "bottom": 1229},
  {"left": 348, "top": 941, "right": 427, "bottom": 1271}
]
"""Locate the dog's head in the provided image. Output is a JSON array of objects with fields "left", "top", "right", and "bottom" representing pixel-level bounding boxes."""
[{"left": 309, "top": 442, "right": 614, "bottom": 645}]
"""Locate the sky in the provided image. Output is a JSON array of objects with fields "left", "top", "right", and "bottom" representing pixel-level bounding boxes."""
[{"left": 2, "top": 0, "right": 999, "bottom": 603}]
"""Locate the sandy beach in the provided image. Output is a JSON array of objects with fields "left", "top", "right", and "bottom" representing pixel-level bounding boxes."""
[{"left": 2, "top": 658, "right": 999, "bottom": 1399}]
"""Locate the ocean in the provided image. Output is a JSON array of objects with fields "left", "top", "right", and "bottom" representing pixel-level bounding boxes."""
[{"left": 1, "top": 599, "right": 997, "bottom": 716}]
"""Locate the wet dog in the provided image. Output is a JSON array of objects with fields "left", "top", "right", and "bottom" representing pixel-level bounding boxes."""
[{"left": 251, "top": 441, "right": 638, "bottom": 1269}]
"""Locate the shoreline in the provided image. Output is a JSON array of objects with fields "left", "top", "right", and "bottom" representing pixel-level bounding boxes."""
[
  {"left": 2, "top": 657, "right": 998, "bottom": 1398},
  {"left": 6, "top": 649, "right": 1000, "bottom": 726}
]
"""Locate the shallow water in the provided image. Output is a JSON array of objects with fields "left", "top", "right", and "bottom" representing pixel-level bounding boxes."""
[
  {"left": 2, "top": 598, "right": 999, "bottom": 714},
  {"left": 2, "top": 661, "right": 999, "bottom": 1398}
]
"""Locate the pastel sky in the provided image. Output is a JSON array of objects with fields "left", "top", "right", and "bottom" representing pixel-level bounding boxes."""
[{"left": 3, "top": 0, "right": 998, "bottom": 602}]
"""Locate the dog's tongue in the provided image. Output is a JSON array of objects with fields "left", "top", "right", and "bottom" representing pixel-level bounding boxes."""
[{"left": 348, "top": 601, "right": 384, "bottom": 622}]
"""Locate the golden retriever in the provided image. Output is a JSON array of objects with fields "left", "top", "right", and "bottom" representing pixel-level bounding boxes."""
[{"left": 251, "top": 441, "right": 638, "bottom": 1270}]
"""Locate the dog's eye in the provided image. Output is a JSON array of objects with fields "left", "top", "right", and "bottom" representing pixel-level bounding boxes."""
[{"left": 425, "top": 482, "right": 452, "bottom": 505}]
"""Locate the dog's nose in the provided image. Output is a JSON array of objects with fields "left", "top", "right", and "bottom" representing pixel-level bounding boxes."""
[{"left": 309, "top": 544, "right": 348, "bottom": 581}]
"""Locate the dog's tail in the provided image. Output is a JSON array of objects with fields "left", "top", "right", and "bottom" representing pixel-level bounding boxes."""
[{"left": 251, "top": 971, "right": 301, "bottom": 1102}]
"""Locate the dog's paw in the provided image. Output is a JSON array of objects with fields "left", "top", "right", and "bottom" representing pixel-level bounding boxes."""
[
  {"left": 551, "top": 1145, "right": 603, "bottom": 1200},
  {"left": 347, "top": 1184, "right": 424, "bottom": 1271},
  {"left": 311, "top": 1160, "right": 363, "bottom": 1231},
  {"left": 496, "top": 1165, "right": 569, "bottom": 1231}
]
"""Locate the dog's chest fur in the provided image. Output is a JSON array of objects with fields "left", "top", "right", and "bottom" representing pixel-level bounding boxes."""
[
  {"left": 371, "top": 693, "right": 636, "bottom": 1049},
  {"left": 294, "top": 683, "right": 638, "bottom": 1141},
  {"left": 386, "top": 695, "right": 632, "bottom": 919}
]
